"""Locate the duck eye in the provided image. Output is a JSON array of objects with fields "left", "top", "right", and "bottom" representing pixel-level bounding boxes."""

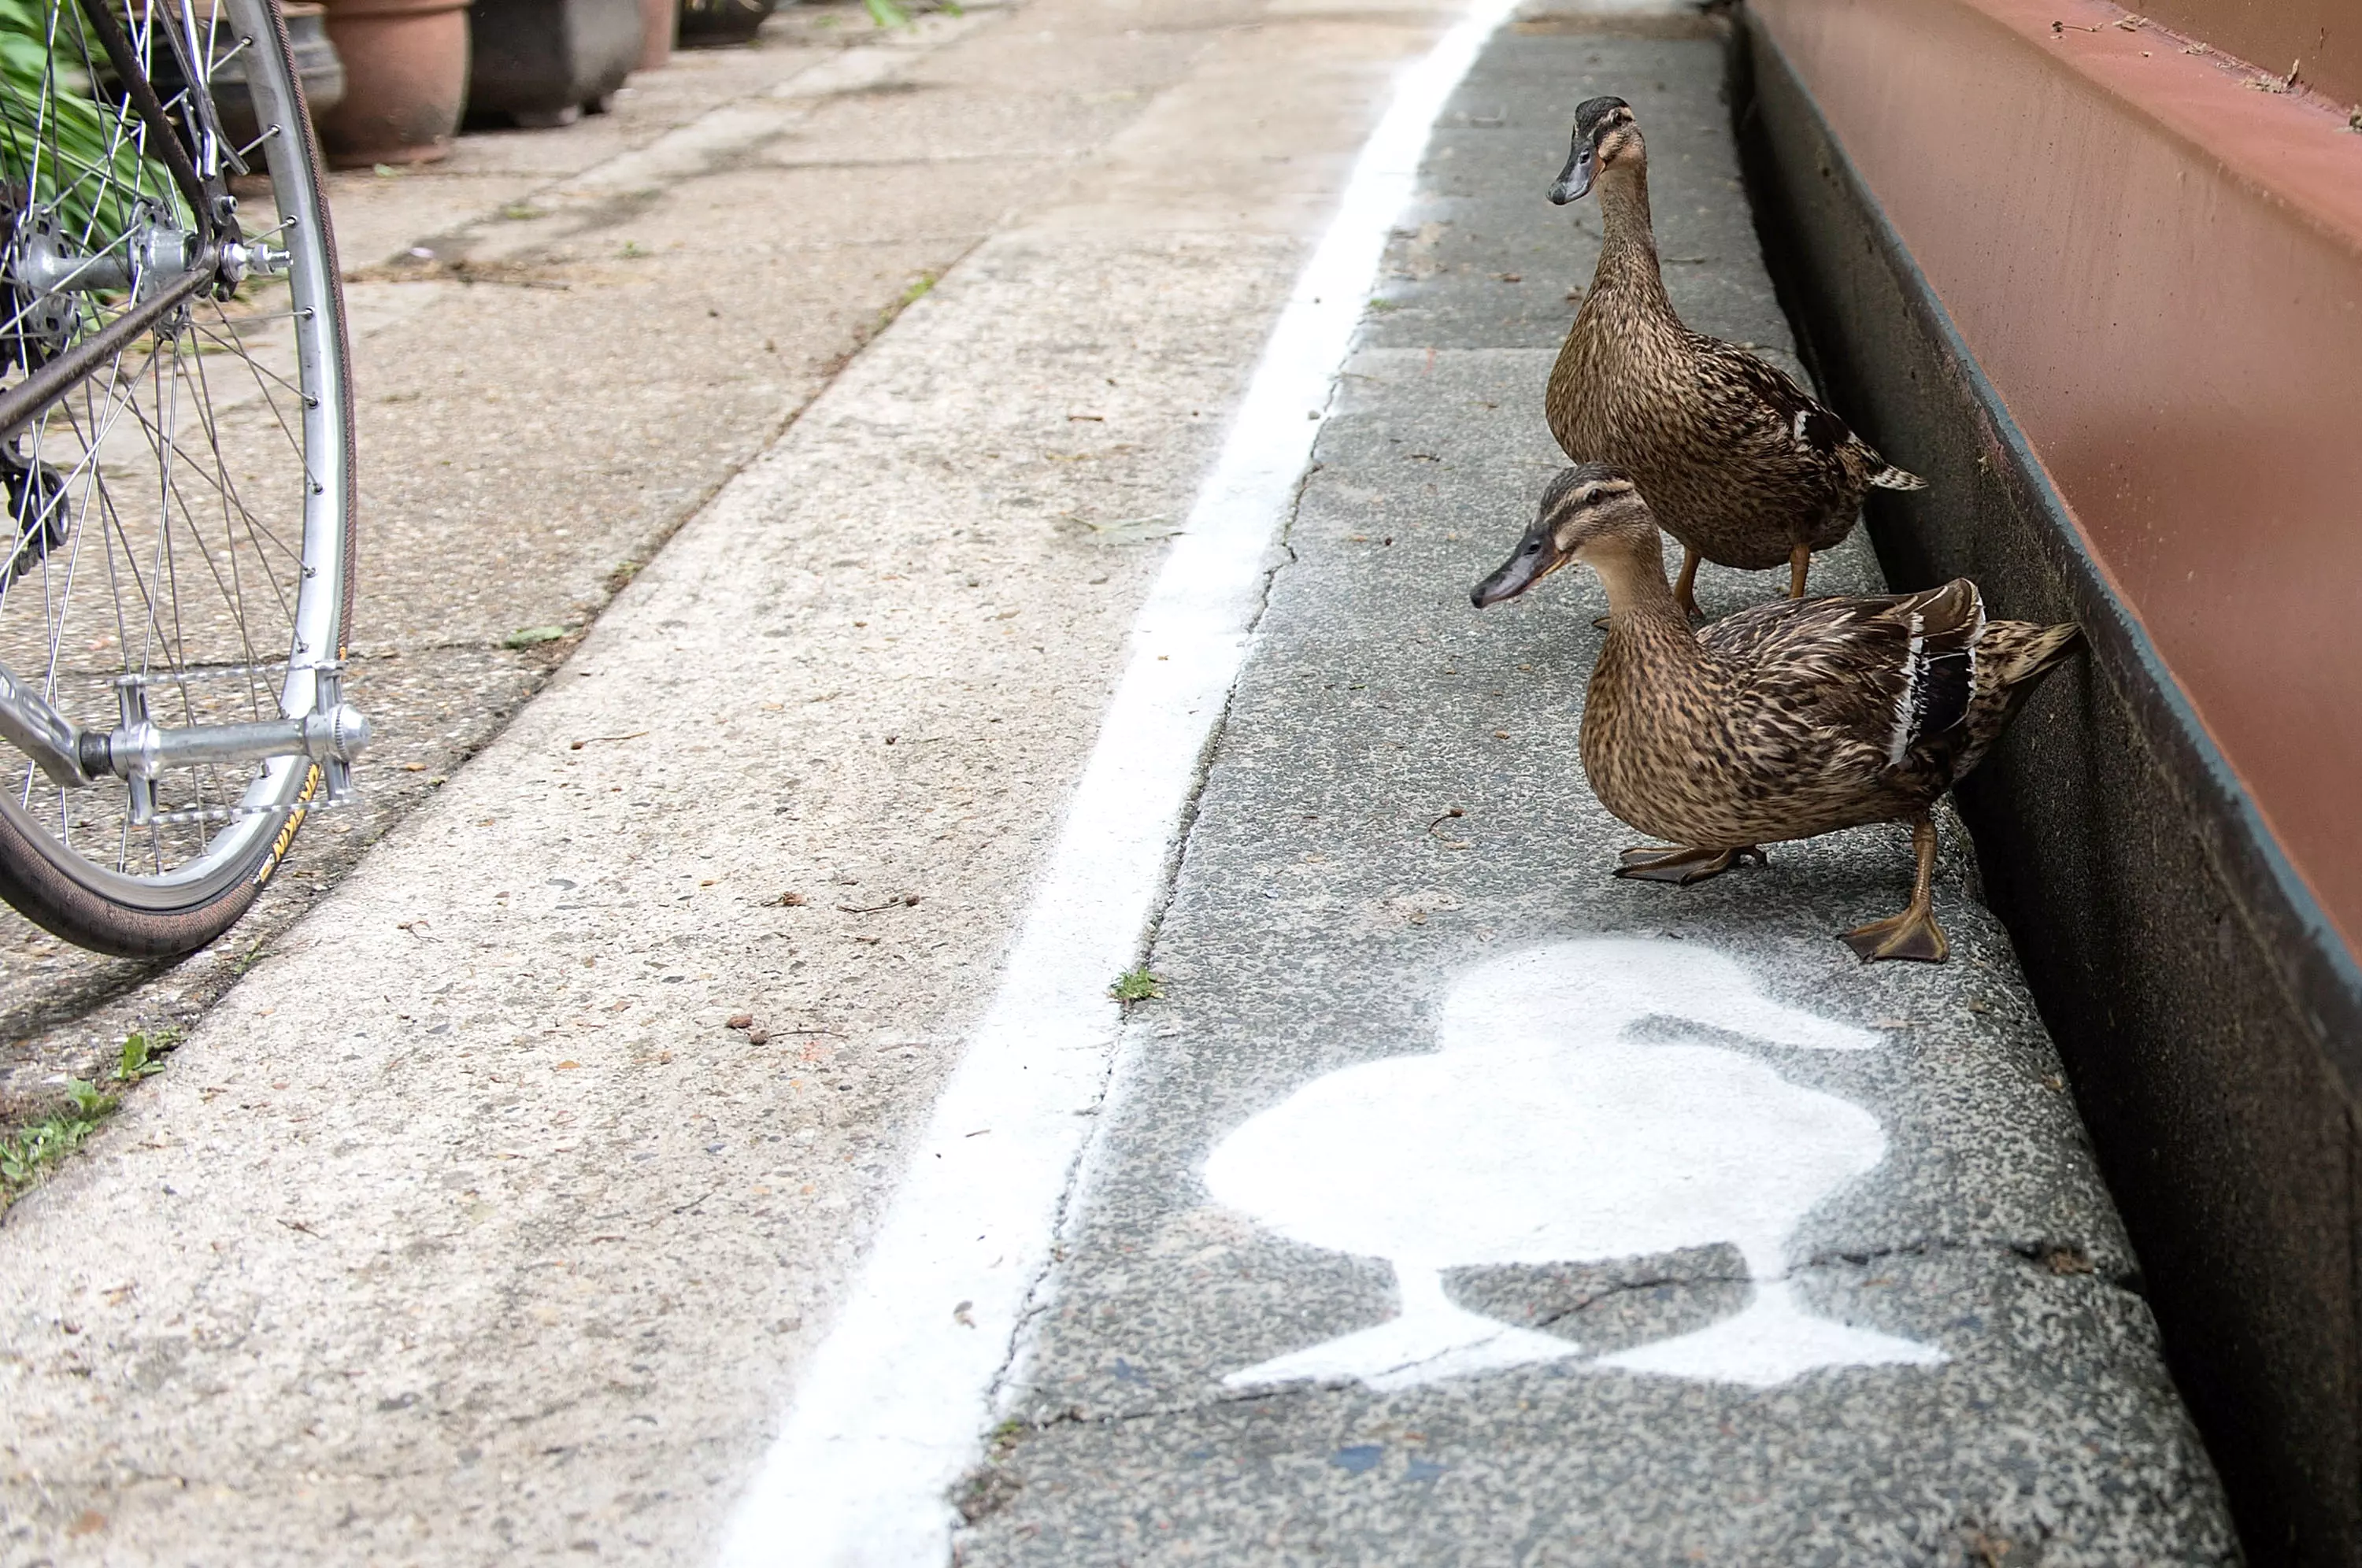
[{"left": 1523, "top": 540, "right": 1542, "bottom": 554}]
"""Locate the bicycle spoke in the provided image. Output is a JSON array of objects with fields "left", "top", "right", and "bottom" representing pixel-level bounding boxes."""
[{"left": 0, "top": 0, "right": 350, "bottom": 941}]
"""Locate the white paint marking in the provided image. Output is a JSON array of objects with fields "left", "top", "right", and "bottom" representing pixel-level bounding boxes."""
[
  {"left": 714, "top": 4, "right": 1516, "bottom": 1562},
  {"left": 1890, "top": 611, "right": 1927, "bottom": 766},
  {"left": 1207, "top": 940, "right": 1946, "bottom": 1392}
]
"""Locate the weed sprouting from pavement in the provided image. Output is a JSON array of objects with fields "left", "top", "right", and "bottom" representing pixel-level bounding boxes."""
[
  {"left": 117, "top": 1027, "right": 184, "bottom": 1082},
  {"left": 1110, "top": 967, "right": 1163, "bottom": 1005},
  {"left": 0, "top": 1084, "right": 111, "bottom": 1201},
  {"left": 871, "top": 271, "right": 939, "bottom": 338},
  {"left": 0, "top": 1028, "right": 187, "bottom": 1208}
]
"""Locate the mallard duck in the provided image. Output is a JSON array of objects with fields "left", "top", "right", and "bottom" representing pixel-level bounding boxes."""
[
  {"left": 1544, "top": 95, "right": 1923, "bottom": 617},
  {"left": 1471, "top": 465, "right": 2079, "bottom": 963}
]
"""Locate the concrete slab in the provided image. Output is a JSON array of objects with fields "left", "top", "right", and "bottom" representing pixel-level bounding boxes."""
[
  {"left": 0, "top": 0, "right": 1210, "bottom": 1111},
  {"left": 0, "top": 2, "right": 1017, "bottom": 1111},
  {"left": 951, "top": 15, "right": 2236, "bottom": 1565}
]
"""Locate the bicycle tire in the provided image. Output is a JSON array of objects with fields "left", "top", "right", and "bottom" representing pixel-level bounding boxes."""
[{"left": 0, "top": 0, "right": 356, "bottom": 958}]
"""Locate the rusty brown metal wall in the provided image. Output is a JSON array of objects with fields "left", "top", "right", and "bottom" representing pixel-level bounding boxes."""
[
  {"left": 1739, "top": 1, "right": 2362, "bottom": 1557},
  {"left": 1752, "top": 0, "right": 2362, "bottom": 963},
  {"left": 2138, "top": 0, "right": 2360, "bottom": 109}
]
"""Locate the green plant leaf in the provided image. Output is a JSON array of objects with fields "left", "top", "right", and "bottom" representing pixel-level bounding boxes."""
[
  {"left": 1109, "top": 967, "right": 1162, "bottom": 1004},
  {"left": 117, "top": 1026, "right": 180, "bottom": 1081},
  {"left": 0, "top": 0, "right": 192, "bottom": 242}
]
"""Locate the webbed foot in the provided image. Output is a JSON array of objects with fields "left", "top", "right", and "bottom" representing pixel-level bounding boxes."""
[
  {"left": 1840, "top": 905, "right": 1949, "bottom": 963},
  {"left": 1840, "top": 816, "right": 1949, "bottom": 962},
  {"left": 1614, "top": 845, "right": 1766, "bottom": 886}
]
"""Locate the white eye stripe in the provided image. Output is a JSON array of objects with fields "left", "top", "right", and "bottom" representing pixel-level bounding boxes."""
[{"left": 1554, "top": 481, "right": 1635, "bottom": 518}]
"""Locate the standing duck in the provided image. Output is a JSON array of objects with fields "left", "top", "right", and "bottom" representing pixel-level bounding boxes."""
[
  {"left": 1472, "top": 466, "right": 2079, "bottom": 963},
  {"left": 1544, "top": 95, "right": 1923, "bottom": 616}
]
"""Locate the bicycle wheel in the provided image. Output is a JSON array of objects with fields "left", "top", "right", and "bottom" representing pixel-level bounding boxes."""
[{"left": 0, "top": 0, "right": 357, "bottom": 957}]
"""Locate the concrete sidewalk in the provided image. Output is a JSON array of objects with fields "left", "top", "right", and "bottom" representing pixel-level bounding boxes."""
[{"left": 951, "top": 13, "right": 2238, "bottom": 1564}]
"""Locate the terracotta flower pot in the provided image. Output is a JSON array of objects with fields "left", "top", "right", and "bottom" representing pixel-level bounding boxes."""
[
  {"left": 635, "top": 0, "right": 672, "bottom": 72},
  {"left": 317, "top": 0, "right": 475, "bottom": 168}
]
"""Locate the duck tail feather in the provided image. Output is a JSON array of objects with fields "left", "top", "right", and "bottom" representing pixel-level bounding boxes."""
[
  {"left": 1987, "top": 621, "right": 2082, "bottom": 688},
  {"left": 1868, "top": 462, "right": 1927, "bottom": 491}
]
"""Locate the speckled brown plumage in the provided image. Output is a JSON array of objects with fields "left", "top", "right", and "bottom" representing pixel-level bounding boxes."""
[
  {"left": 1580, "top": 574, "right": 2070, "bottom": 850},
  {"left": 1542, "top": 97, "right": 1922, "bottom": 601},
  {"left": 1472, "top": 467, "right": 2078, "bottom": 961}
]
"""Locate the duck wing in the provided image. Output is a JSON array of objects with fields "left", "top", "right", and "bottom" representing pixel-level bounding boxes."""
[
  {"left": 1705, "top": 346, "right": 1851, "bottom": 452},
  {"left": 1698, "top": 581, "right": 1986, "bottom": 790},
  {"left": 1697, "top": 342, "right": 1925, "bottom": 490}
]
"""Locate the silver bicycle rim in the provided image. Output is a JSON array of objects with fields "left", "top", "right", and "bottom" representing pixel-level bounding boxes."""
[{"left": 0, "top": 0, "right": 349, "bottom": 912}]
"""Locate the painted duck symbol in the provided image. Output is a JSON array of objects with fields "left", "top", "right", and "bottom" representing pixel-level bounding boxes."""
[{"left": 1203, "top": 937, "right": 1945, "bottom": 1392}]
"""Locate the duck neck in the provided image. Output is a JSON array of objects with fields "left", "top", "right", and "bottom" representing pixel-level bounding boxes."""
[
  {"left": 1590, "top": 164, "right": 1672, "bottom": 316},
  {"left": 1590, "top": 530, "right": 1697, "bottom": 655}
]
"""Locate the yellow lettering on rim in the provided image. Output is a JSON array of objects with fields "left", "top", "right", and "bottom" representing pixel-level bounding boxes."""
[{"left": 254, "top": 764, "right": 324, "bottom": 887}]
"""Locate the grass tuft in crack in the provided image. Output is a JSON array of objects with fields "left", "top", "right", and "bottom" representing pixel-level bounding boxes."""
[
  {"left": 870, "top": 270, "right": 938, "bottom": 338},
  {"left": 1109, "top": 967, "right": 1162, "bottom": 1005},
  {"left": 0, "top": 1027, "right": 186, "bottom": 1209},
  {"left": 950, "top": 1419, "right": 1027, "bottom": 1524}
]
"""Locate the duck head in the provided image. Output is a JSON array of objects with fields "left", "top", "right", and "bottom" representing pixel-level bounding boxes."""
[
  {"left": 1549, "top": 94, "right": 1641, "bottom": 205},
  {"left": 1469, "top": 463, "right": 1654, "bottom": 608},
  {"left": 1438, "top": 938, "right": 1879, "bottom": 1054}
]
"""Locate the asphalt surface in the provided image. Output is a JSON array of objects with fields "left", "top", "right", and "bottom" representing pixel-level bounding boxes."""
[{"left": 950, "top": 13, "right": 2239, "bottom": 1566}]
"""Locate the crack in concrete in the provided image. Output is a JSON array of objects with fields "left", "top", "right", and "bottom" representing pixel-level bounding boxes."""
[
  {"left": 1008, "top": 1374, "right": 1334, "bottom": 1441},
  {"left": 1807, "top": 1235, "right": 2142, "bottom": 1296},
  {"left": 1523, "top": 1268, "right": 1734, "bottom": 1331},
  {"left": 971, "top": 1233, "right": 2148, "bottom": 1455}
]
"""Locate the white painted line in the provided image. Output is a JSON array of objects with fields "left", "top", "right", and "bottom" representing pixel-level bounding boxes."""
[{"left": 713, "top": 4, "right": 1516, "bottom": 1563}]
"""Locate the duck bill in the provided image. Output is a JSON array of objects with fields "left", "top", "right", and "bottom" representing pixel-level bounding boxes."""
[
  {"left": 1471, "top": 536, "right": 1564, "bottom": 608},
  {"left": 1548, "top": 140, "right": 1594, "bottom": 205}
]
